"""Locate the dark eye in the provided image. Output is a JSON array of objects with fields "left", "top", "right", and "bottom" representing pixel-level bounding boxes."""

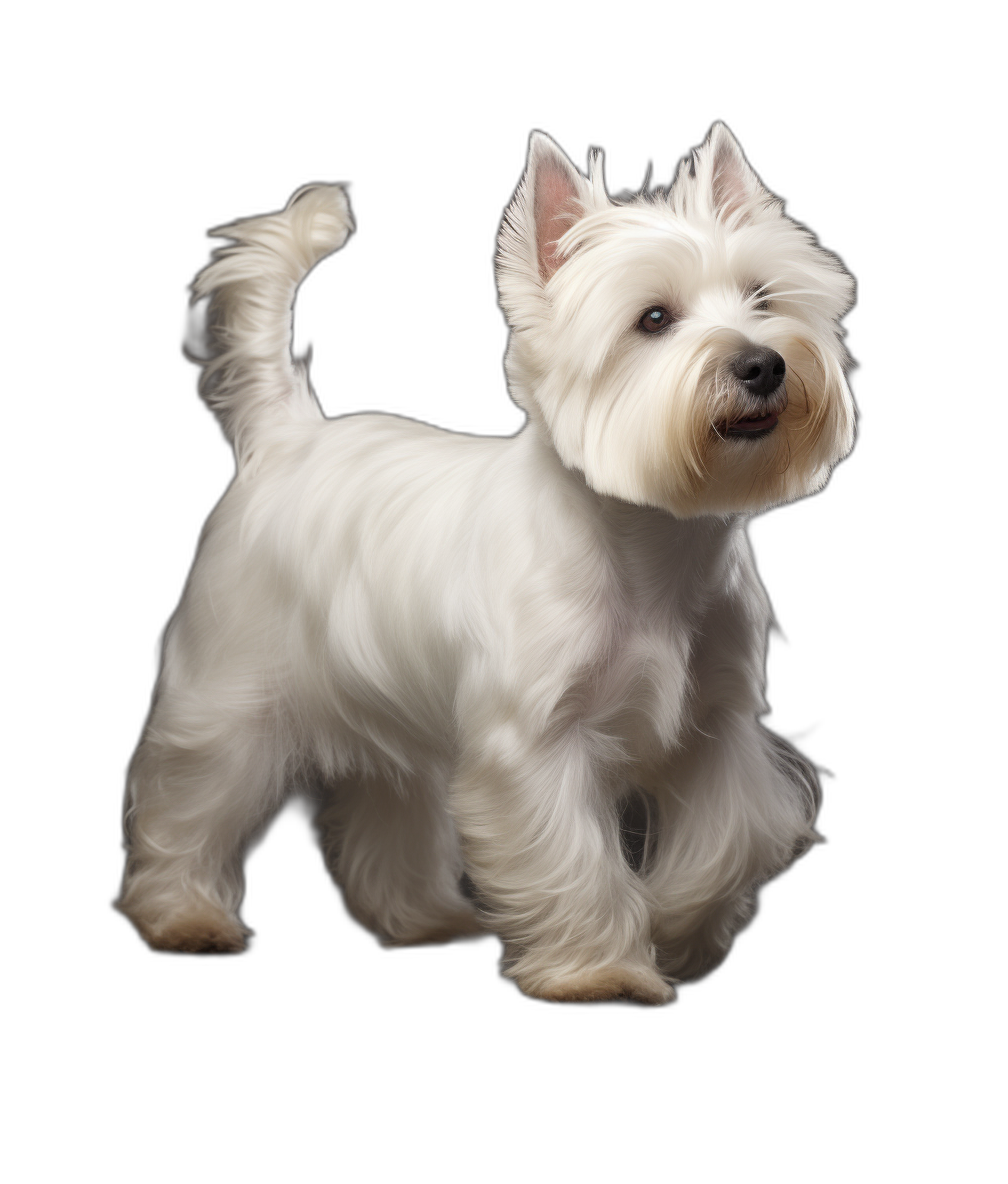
[
  {"left": 747, "top": 285, "right": 772, "bottom": 313},
  {"left": 639, "top": 306, "right": 675, "bottom": 334}
]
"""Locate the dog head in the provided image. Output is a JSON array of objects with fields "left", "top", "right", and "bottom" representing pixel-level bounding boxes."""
[{"left": 496, "top": 124, "right": 856, "bottom": 516}]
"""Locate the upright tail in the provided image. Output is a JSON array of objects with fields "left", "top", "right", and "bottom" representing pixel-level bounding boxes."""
[{"left": 189, "top": 183, "right": 354, "bottom": 463}]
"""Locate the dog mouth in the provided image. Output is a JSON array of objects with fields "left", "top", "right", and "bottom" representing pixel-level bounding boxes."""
[
  {"left": 720, "top": 411, "right": 780, "bottom": 439},
  {"left": 717, "top": 386, "right": 788, "bottom": 440}
]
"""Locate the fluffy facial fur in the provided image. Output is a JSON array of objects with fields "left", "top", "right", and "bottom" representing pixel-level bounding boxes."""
[
  {"left": 498, "top": 126, "right": 854, "bottom": 516},
  {"left": 117, "top": 126, "right": 855, "bottom": 1003}
]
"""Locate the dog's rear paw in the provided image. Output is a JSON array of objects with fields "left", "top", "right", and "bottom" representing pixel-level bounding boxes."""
[
  {"left": 519, "top": 963, "right": 675, "bottom": 1005},
  {"left": 122, "top": 900, "right": 249, "bottom": 954},
  {"left": 381, "top": 908, "right": 486, "bottom": 946}
]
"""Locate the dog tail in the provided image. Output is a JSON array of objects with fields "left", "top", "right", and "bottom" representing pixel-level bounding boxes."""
[{"left": 188, "top": 183, "right": 354, "bottom": 463}]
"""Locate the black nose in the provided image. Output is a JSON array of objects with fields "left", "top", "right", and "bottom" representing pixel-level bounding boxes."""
[{"left": 731, "top": 347, "right": 786, "bottom": 397}]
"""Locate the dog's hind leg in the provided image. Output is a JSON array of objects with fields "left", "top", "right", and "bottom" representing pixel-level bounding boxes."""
[
  {"left": 316, "top": 771, "right": 483, "bottom": 945},
  {"left": 117, "top": 689, "right": 290, "bottom": 953}
]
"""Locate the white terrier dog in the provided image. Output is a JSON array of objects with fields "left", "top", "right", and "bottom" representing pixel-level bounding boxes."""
[{"left": 118, "top": 124, "right": 855, "bottom": 1003}]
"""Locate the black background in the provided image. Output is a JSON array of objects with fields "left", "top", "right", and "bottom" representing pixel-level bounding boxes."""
[{"left": 61, "top": 69, "right": 928, "bottom": 1060}]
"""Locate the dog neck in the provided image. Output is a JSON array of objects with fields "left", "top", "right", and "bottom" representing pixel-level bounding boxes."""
[{"left": 512, "top": 416, "right": 742, "bottom": 622}]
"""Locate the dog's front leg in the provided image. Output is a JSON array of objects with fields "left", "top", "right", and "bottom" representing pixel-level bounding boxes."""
[
  {"left": 449, "top": 726, "right": 673, "bottom": 1004},
  {"left": 645, "top": 710, "right": 821, "bottom": 982}
]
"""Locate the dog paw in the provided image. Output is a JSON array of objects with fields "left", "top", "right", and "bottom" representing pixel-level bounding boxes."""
[
  {"left": 127, "top": 903, "right": 249, "bottom": 954},
  {"left": 381, "top": 909, "right": 486, "bottom": 946},
  {"left": 521, "top": 963, "right": 676, "bottom": 1005}
]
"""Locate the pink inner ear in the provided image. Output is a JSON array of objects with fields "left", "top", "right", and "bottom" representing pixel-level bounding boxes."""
[
  {"left": 711, "top": 144, "right": 755, "bottom": 224},
  {"left": 534, "top": 162, "right": 581, "bottom": 282}
]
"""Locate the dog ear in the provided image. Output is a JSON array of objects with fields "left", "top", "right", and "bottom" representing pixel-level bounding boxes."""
[
  {"left": 701, "top": 123, "right": 771, "bottom": 223},
  {"left": 528, "top": 133, "right": 591, "bottom": 282},
  {"left": 498, "top": 132, "right": 593, "bottom": 293}
]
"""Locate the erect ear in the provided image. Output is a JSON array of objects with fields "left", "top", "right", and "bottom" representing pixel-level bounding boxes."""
[
  {"left": 529, "top": 133, "right": 591, "bottom": 281},
  {"left": 701, "top": 122, "right": 771, "bottom": 223},
  {"left": 499, "top": 131, "right": 593, "bottom": 288}
]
